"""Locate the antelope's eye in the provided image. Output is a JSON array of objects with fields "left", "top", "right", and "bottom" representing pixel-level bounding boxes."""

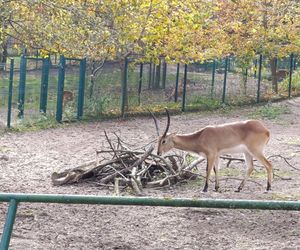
[{"left": 161, "top": 139, "right": 166, "bottom": 144}]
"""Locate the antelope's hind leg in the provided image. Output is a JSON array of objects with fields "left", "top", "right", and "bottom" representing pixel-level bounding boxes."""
[
  {"left": 213, "top": 157, "right": 220, "bottom": 192},
  {"left": 254, "top": 153, "right": 273, "bottom": 191},
  {"left": 236, "top": 152, "right": 254, "bottom": 192}
]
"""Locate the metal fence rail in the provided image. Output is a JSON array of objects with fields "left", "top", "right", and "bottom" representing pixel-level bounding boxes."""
[{"left": 1, "top": 193, "right": 300, "bottom": 249}]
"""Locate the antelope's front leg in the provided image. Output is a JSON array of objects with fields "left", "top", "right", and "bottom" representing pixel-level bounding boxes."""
[{"left": 203, "top": 155, "right": 216, "bottom": 192}]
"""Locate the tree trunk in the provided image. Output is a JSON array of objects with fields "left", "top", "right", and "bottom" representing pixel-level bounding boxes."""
[
  {"left": 0, "top": 40, "right": 8, "bottom": 71},
  {"left": 1, "top": 41, "right": 8, "bottom": 63}
]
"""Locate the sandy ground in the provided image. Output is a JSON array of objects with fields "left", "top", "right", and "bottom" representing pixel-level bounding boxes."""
[{"left": 1, "top": 98, "right": 300, "bottom": 250}]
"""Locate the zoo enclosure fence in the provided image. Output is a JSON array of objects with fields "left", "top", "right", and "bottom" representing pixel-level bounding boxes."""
[
  {"left": 1, "top": 192, "right": 300, "bottom": 249},
  {"left": 0, "top": 53, "right": 298, "bottom": 128}
]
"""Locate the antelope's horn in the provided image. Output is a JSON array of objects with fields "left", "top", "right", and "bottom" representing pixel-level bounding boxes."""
[{"left": 162, "top": 108, "right": 170, "bottom": 137}]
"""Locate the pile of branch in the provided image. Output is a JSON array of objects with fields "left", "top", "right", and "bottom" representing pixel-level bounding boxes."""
[{"left": 51, "top": 132, "right": 204, "bottom": 195}]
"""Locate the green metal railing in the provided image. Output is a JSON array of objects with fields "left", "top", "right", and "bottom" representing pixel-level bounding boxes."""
[
  {"left": 17, "top": 55, "right": 27, "bottom": 118},
  {"left": 40, "top": 57, "right": 50, "bottom": 113},
  {"left": 121, "top": 57, "right": 129, "bottom": 118},
  {"left": 222, "top": 57, "right": 229, "bottom": 103},
  {"left": 7, "top": 59, "right": 14, "bottom": 128},
  {"left": 288, "top": 53, "right": 294, "bottom": 98},
  {"left": 1, "top": 193, "right": 300, "bottom": 249},
  {"left": 181, "top": 63, "right": 188, "bottom": 111}
]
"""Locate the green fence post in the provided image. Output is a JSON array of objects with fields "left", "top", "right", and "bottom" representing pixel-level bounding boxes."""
[
  {"left": 121, "top": 57, "right": 129, "bottom": 117},
  {"left": 162, "top": 61, "right": 167, "bottom": 89},
  {"left": 56, "top": 55, "right": 66, "bottom": 122},
  {"left": 288, "top": 53, "right": 294, "bottom": 98},
  {"left": 17, "top": 55, "right": 27, "bottom": 118},
  {"left": 257, "top": 54, "right": 263, "bottom": 103},
  {"left": 39, "top": 57, "right": 50, "bottom": 113},
  {"left": 148, "top": 63, "right": 152, "bottom": 89},
  {"left": 7, "top": 58, "right": 14, "bottom": 128},
  {"left": 181, "top": 64, "right": 188, "bottom": 112},
  {"left": 211, "top": 60, "right": 216, "bottom": 98},
  {"left": 222, "top": 57, "right": 228, "bottom": 104},
  {"left": 0, "top": 199, "right": 18, "bottom": 250},
  {"left": 174, "top": 63, "right": 180, "bottom": 102},
  {"left": 138, "top": 63, "right": 143, "bottom": 105},
  {"left": 77, "top": 58, "right": 86, "bottom": 119}
]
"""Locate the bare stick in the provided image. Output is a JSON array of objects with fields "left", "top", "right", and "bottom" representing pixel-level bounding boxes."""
[
  {"left": 100, "top": 145, "right": 154, "bottom": 184},
  {"left": 268, "top": 154, "right": 300, "bottom": 172},
  {"left": 114, "top": 178, "right": 120, "bottom": 196}
]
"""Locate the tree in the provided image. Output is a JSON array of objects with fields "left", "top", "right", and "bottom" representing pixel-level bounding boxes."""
[
  {"left": 0, "top": 1, "right": 11, "bottom": 65},
  {"left": 216, "top": 0, "right": 300, "bottom": 93},
  {"left": 2, "top": 0, "right": 300, "bottom": 80}
]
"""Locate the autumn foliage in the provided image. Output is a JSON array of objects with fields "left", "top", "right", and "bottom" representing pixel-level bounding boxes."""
[{"left": 0, "top": 0, "right": 299, "bottom": 63}]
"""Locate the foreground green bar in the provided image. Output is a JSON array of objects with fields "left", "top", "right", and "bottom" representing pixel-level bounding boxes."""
[
  {"left": 0, "top": 193, "right": 300, "bottom": 210},
  {"left": 0, "top": 199, "right": 18, "bottom": 250}
]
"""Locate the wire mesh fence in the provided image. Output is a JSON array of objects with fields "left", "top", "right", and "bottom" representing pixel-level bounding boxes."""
[{"left": 0, "top": 54, "right": 299, "bottom": 129}]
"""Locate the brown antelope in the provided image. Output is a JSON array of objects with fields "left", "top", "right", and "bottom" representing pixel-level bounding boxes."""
[
  {"left": 268, "top": 69, "right": 289, "bottom": 82},
  {"left": 63, "top": 90, "right": 74, "bottom": 107},
  {"left": 151, "top": 109, "right": 273, "bottom": 192},
  {"left": 166, "top": 79, "right": 195, "bottom": 101},
  {"left": 276, "top": 69, "right": 289, "bottom": 82}
]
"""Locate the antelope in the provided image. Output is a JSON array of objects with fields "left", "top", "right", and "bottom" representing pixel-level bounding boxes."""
[
  {"left": 268, "top": 69, "right": 289, "bottom": 82},
  {"left": 151, "top": 109, "right": 273, "bottom": 192},
  {"left": 63, "top": 90, "right": 74, "bottom": 107},
  {"left": 166, "top": 79, "right": 196, "bottom": 101},
  {"left": 276, "top": 69, "right": 289, "bottom": 82}
]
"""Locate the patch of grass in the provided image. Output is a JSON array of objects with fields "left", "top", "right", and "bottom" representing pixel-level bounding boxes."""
[
  {"left": 251, "top": 170, "right": 267, "bottom": 179},
  {"left": 282, "top": 137, "right": 300, "bottom": 146},
  {"left": 10, "top": 113, "right": 62, "bottom": 132},
  {"left": 185, "top": 154, "right": 199, "bottom": 165},
  {"left": 182, "top": 178, "right": 205, "bottom": 188},
  {"left": 219, "top": 167, "right": 241, "bottom": 177},
  {"left": 249, "top": 103, "right": 290, "bottom": 120},
  {"left": 270, "top": 192, "right": 299, "bottom": 201},
  {"left": 274, "top": 169, "right": 293, "bottom": 178},
  {"left": 188, "top": 96, "right": 221, "bottom": 111}
]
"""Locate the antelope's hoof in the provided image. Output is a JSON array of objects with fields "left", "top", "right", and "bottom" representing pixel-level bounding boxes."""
[{"left": 264, "top": 189, "right": 272, "bottom": 194}]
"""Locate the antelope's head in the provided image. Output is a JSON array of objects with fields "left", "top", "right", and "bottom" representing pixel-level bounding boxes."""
[{"left": 151, "top": 109, "right": 175, "bottom": 156}]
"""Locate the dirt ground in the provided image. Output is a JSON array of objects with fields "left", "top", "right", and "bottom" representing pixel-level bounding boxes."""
[{"left": 1, "top": 98, "right": 300, "bottom": 250}]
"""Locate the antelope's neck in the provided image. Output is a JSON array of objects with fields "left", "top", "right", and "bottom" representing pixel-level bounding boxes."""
[{"left": 173, "top": 134, "right": 200, "bottom": 153}]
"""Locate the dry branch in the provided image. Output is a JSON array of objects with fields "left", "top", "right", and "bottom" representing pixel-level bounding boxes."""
[{"left": 51, "top": 132, "right": 196, "bottom": 193}]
